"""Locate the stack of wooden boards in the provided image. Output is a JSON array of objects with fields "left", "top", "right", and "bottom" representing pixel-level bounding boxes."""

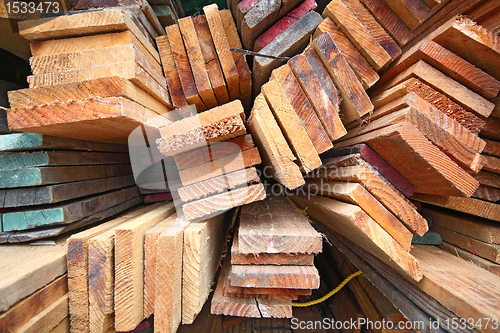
[
  {"left": 156, "top": 4, "right": 253, "bottom": 112},
  {"left": 0, "top": 132, "right": 144, "bottom": 243},
  {"left": 6, "top": 7, "right": 175, "bottom": 143},
  {"left": 156, "top": 100, "right": 266, "bottom": 221},
  {"left": 211, "top": 195, "right": 322, "bottom": 318}
]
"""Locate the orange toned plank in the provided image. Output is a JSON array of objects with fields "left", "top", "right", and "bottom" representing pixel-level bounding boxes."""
[
  {"left": 383, "top": 0, "right": 431, "bottom": 30},
  {"left": 229, "top": 265, "right": 320, "bottom": 289}
]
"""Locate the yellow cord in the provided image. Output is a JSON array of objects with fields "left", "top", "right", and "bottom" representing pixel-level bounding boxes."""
[{"left": 292, "top": 271, "right": 363, "bottom": 307}]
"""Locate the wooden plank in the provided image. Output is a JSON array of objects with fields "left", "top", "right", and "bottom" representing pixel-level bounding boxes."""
[
  {"left": 0, "top": 164, "right": 131, "bottom": 189},
  {"left": 0, "top": 175, "right": 135, "bottom": 208},
  {"left": 483, "top": 154, "right": 500, "bottom": 174},
  {"left": 474, "top": 185, "right": 500, "bottom": 203},
  {"left": 304, "top": 179, "right": 413, "bottom": 251},
  {"left": 480, "top": 116, "right": 500, "bottom": 142},
  {"left": 0, "top": 234, "right": 68, "bottom": 312},
  {"left": 49, "top": 317, "right": 70, "bottom": 333},
  {"left": 156, "top": 35, "right": 189, "bottom": 110},
  {"left": 483, "top": 139, "right": 500, "bottom": 158},
  {"left": 322, "top": 0, "right": 392, "bottom": 70},
  {"left": 8, "top": 76, "right": 172, "bottom": 113},
  {"left": 253, "top": 10, "right": 323, "bottom": 96},
  {"left": 334, "top": 123, "right": 479, "bottom": 197},
  {"left": 231, "top": 229, "right": 314, "bottom": 265},
  {"left": 182, "top": 182, "right": 266, "bottom": 221},
  {"left": 313, "top": 17, "right": 379, "bottom": 89},
  {"left": 253, "top": 0, "right": 317, "bottom": 51},
  {"left": 178, "top": 147, "right": 261, "bottom": 186},
  {"left": 310, "top": 160, "right": 428, "bottom": 236},
  {"left": 411, "top": 244, "right": 500, "bottom": 333},
  {"left": 204, "top": 4, "right": 241, "bottom": 101},
  {"left": 466, "top": 0, "right": 500, "bottom": 22},
  {"left": 153, "top": 5, "right": 177, "bottom": 27},
  {"left": 441, "top": 242, "right": 500, "bottom": 278},
  {"left": 291, "top": 194, "right": 423, "bottom": 281},
  {"left": 157, "top": 100, "right": 246, "bottom": 156},
  {"left": 229, "top": 265, "right": 320, "bottom": 289},
  {"left": 378, "top": 39, "right": 500, "bottom": 99},
  {"left": 383, "top": 0, "right": 431, "bottom": 30},
  {"left": 261, "top": 80, "right": 322, "bottom": 173},
  {"left": 193, "top": 15, "right": 230, "bottom": 106},
  {"left": 324, "top": 144, "right": 414, "bottom": 197},
  {"left": 16, "top": 294, "right": 68, "bottom": 333},
  {"left": 144, "top": 212, "right": 178, "bottom": 318},
  {"left": 370, "top": 78, "right": 485, "bottom": 135},
  {"left": 421, "top": 206, "right": 500, "bottom": 244},
  {"left": 7, "top": 97, "right": 167, "bottom": 144},
  {"left": 360, "top": 0, "right": 413, "bottom": 46},
  {"left": 371, "top": 60, "right": 495, "bottom": 118},
  {"left": 236, "top": 0, "right": 262, "bottom": 32},
  {"left": 182, "top": 213, "right": 231, "bottom": 324},
  {"left": 238, "top": 196, "right": 322, "bottom": 254},
  {"left": 475, "top": 171, "right": 500, "bottom": 189},
  {"left": 0, "top": 275, "right": 67, "bottom": 333},
  {"left": 219, "top": 9, "right": 252, "bottom": 107},
  {"left": 179, "top": 17, "right": 219, "bottom": 109},
  {"left": 412, "top": 193, "right": 500, "bottom": 222},
  {"left": 179, "top": 167, "right": 260, "bottom": 203},
  {"left": 289, "top": 53, "right": 347, "bottom": 141},
  {"left": 312, "top": 32, "right": 374, "bottom": 124},
  {"left": 87, "top": 204, "right": 162, "bottom": 333},
  {"left": 66, "top": 203, "right": 154, "bottom": 333},
  {"left": 247, "top": 94, "right": 304, "bottom": 189},
  {"left": 166, "top": 24, "right": 207, "bottom": 112},
  {"left": 114, "top": 202, "right": 176, "bottom": 331}
]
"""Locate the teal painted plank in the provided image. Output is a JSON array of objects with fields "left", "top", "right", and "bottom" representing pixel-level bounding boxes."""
[
  {"left": 0, "top": 151, "right": 50, "bottom": 169},
  {"left": 412, "top": 231, "right": 442, "bottom": 245},
  {"left": 0, "top": 168, "right": 42, "bottom": 188},
  {"left": 0, "top": 133, "right": 44, "bottom": 151}
]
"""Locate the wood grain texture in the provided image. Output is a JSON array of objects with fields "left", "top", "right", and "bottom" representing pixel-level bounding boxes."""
[
  {"left": 360, "top": 0, "right": 413, "bottom": 46},
  {"left": 441, "top": 242, "right": 500, "bottom": 278},
  {"left": 322, "top": 0, "right": 391, "bottom": 70},
  {"left": 230, "top": 265, "right": 320, "bottom": 289},
  {"left": 179, "top": 17, "right": 218, "bottom": 109},
  {"left": 238, "top": 195, "right": 322, "bottom": 254},
  {"left": 16, "top": 294, "right": 68, "bottom": 333},
  {"left": 166, "top": 24, "right": 206, "bottom": 112},
  {"left": 473, "top": 185, "right": 500, "bottom": 203},
  {"left": 475, "top": 171, "right": 500, "bottom": 189},
  {"left": 182, "top": 213, "right": 231, "bottom": 323},
  {"left": 154, "top": 216, "right": 189, "bottom": 333},
  {"left": 480, "top": 116, "right": 500, "bottom": 141},
  {"left": 240, "top": 0, "right": 280, "bottom": 50},
  {"left": 313, "top": 17, "right": 379, "bottom": 89},
  {"left": 312, "top": 32, "right": 374, "bottom": 124},
  {"left": 114, "top": 202, "right": 176, "bottom": 331},
  {"left": 270, "top": 64, "right": 332, "bottom": 154},
  {"left": 247, "top": 94, "right": 304, "bottom": 189},
  {"left": 182, "top": 182, "right": 266, "bottom": 221},
  {"left": 262, "top": 80, "right": 321, "bottom": 173},
  {"left": 204, "top": 4, "right": 241, "bottom": 101},
  {"left": 291, "top": 194, "right": 423, "bottom": 281},
  {"left": 289, "top": 53, "right": 347, "bottom": 141},
  {"left": 304, "top": 179, "right": 413, "bottom": 251},
  {"left": 383, "top": 0, "right": 431, "bottom": 30},
  {"left": 179, "top": 167, "right": 260, "bottom": 202},
  {"left": 310, "top": 159, "right": 428, "bottom": 236},
  {"left": 193, "top": 15, "right": 230, "bottom": 106},
  {"left": 483, "top": 154, "right": 500, "bottom": 174}
]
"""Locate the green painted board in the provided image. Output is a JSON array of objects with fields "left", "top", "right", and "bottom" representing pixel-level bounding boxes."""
[
  {"left": 0, "top": 151, "right": 130, "bottom": 170},
  {"left": 2, "top": 186, "right": 140, "bottom": 231},
  {"left": 0, "top": 133, "right": 128, "bottom": 152},
  {"left": 411, "top": 231, "right": 442, "bottom": 245},
  {"left": 0, "top": 164, "right": 132, "bottom": 188}
]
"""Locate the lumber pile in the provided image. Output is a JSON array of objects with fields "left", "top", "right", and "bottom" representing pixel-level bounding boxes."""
[
  {"left": 156, "top": 100, "right": 266, "bottom": 221},
  {"left": 156, "top": 4, "right": 253, "bottom": 112},
  {"left": 211, "top": 195, "right": 322, "bottom": 318},
  {"left": 5, "top": 8, "right": 175, "bottom": 143},
  {"left": 0, "top": 132, "right": 144, "bottom": 243}
]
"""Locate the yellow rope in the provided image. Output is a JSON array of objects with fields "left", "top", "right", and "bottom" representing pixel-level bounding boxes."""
[{"left": 292, "top": 271, "right": 363, "bottom": 307}]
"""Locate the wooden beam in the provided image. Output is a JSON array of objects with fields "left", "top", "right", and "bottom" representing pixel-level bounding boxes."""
[
  {"left": 313, "top": 17, "right": 379, "bottom": 89},
  {"left": 182, "top": 182, "right": 266, "bottom": 221},
  {"left": 193, "top": 15, "right": 230, "bottom": 106},
  {"left": 312, "top": 32, "right": 374, "bottom": 124},
  {"left": 229, "top": 265, "right": 320, "bottom": 289},
  {"left": 182, "top": 213, "right": 231, "bottom": 323},
  {"left": 114, "top": 202, "right": 176, "bottom": 331},
  {"left": 322, "top": 0, "right": 392, "bottom": 70},
  {"left": 290, "top": 194, "right": 423, "bottom": 281},
  {"left": 247, "top": 94, "right": 304, "bottom": 189},
  {"left": 483, "top": 139, "right": 500, "bottom": 158},
  {"left": 261, "top": 80, "right": 322, "bottom": 173},
  {"left": 270, "top": 64, "right": 333, "bottom": 153},
  {"left": 383, "top": 0, "right": 431, "bottom": 30},
  {"left": 474, "top": 185, "right": 500, "bottom": 203},
  {"left": 16, "top": 294, "right": 68, "bottom": 333},
  {"left": 238, "top": 196, "right": 322, "bottom": 254},
  {"left": 483, "top": 154, "right": 500, "bottom": 174},
  {"left": 480, "top": 116, "right": 500, "bottom": 142},
  {"left": 475, "top": 171, "right": 500, "bottom": 189},
  {"left": 441, "top": 242, "right": 500, "bottom": 278},
  {"left": 289, "top": 53, "right": 347, "bottom": 141}
]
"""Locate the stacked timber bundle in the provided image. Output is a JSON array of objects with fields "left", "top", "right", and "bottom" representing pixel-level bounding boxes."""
[
  {"left": 5, "top": 8, "right": 175, "bottom": 143},
  {"left": 156, "top": 100, "right": 266, "bottom": 221},
  {"left": 156, "top": 4, "right": 253, "bottom": 111},
  {"left": 0, "top": 133, "right": 143, "bottom": 243},
  {"left": 211, "top": 196, "right": 322, "bottom": 318}
]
